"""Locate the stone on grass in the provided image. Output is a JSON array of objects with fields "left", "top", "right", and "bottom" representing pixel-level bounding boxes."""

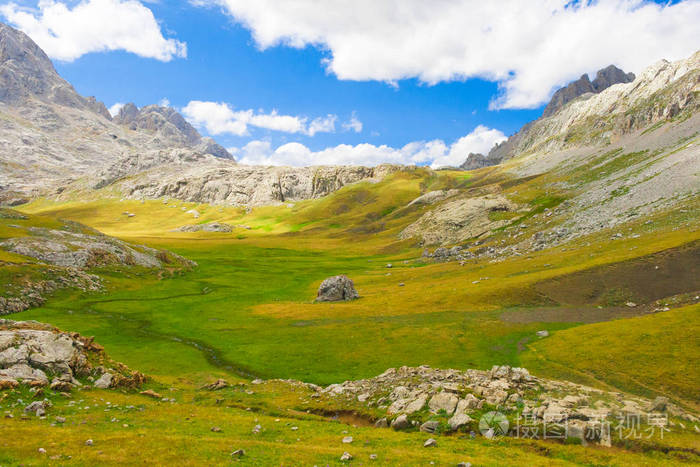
[
  {"left": 231, "top": 449, "right": 245, "bottom": 458},
  {"left": 536, "top": 330, "right": 549, "bottom": 338},
  {"left": 424, "top": 438, "right": 437, "bottom": 447},
  {"left": 342, "top": 436, "right": 353, "bottom": 444},
  {"left": 94, "top": 373, "right": 113, "bottom": 389},
  {"left": 391, "top": 414, "right": 411, "bottom": 430},
  {"left": 340, "top": 452, "right": 353, "bottom": 461},
  {"left": 420, "top": 420, "right": 440, "bottom": 433},
  {"left": 374, "top": 418, "right": 388, "bottom": 428},
  {"left": 448, "top": 412, "right": 472, "bottom": 431},
  {"left": 316, "top": 275, "right": 359, "bottom": 302}
]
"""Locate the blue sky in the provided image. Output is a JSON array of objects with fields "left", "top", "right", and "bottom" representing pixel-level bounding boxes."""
[{"left": 2, "top": 0, "right": 698, "bottom": 166}]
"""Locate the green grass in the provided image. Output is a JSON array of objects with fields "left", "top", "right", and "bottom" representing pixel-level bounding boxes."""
[{"left": 3, "top": 167, "right": 700, "bottom": 465}]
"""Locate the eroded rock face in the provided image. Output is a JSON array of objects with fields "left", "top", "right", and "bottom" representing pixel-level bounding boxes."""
[
  {"left": 316, "top": 275, "right": 359, "bottom": 302},
  {"left": 0, "top": 319, "right": 144, "bottom": 391}
]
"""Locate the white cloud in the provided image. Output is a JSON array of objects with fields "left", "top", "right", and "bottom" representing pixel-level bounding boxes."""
[
  {"left": 108, "top": 102, "right": 124, "bottom": 117},
  {"left": 158, "top": 97, "right": 170, "bottom": 107},
  {"left": 1, "top": 0, "right": 187, "bottom": 62},
  {"left": 342, "top": 112, "right": 362, "bottom": 133},
  {"left": 307, "top": 114, "right": 336, "bottom": 136},
  {"left": 182, "top": 100, "right": 338, "bottom": 137},
  {"left": 234, "top": 125, "right": 505, "bottom": 168},
  {"left": 201, "top": 0, "right": 700, "bottom": 109}
]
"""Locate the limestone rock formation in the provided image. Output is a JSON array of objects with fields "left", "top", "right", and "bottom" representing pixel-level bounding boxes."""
[
  {"left": 399, "top": 194, "right": 518, "bottom": 245},
  {"left": 316, "top": 275, "right": 359, "bottom": 302},
  {"left": 320, "top": 365, "right": 697, "bottom": 442},
  {"left": 0, "top": 319, "right": 145, "bottom": 391},
  {"left": 542, "top": 65, "right": 635, "bottom": 117}
]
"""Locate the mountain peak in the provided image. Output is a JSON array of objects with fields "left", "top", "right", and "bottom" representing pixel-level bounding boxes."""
[{"left": 542, "top": 64, "right": 635, "bottom": 117}]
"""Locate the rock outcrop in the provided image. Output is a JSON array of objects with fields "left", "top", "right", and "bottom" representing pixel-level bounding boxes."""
[
  {"left": 542, "top": 65, "right": 635, "bottom": 118},
  {"left": 174, "top": 222, "right": 233, "bottom": 233},
  {"left": 399, "top": 194, "right": 518, "bottom": 245},
  {"left": 0, "top": 319, "right": 145, "bottom": 391},
  {"left": 316, "top": 275, "right": 359, "bottom": 302},
  {"left": 320, "top": 365, "right": 696, "bottom": 443}
]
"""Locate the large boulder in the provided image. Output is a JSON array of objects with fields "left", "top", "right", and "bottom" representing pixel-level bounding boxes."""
[{"left": 315, "top": 275, "right": 359, "bottom": 302}]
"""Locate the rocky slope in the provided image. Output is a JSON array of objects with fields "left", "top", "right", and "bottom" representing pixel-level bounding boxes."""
[
  {"left": 0, "top": 208, "right": 195, "bottom": 315},
  {"left": 0, "top": 22, "right": 234, "bottom": 203},
  {"left": 462, "top": 52, "right": 698, "bottom": 167}
]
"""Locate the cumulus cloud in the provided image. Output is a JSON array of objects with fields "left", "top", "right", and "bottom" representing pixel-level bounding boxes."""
[
  {"left": 182, "top": 100, "right": 339, "bottom": 137},
  {"left": 342, "top": 112, "right": 362, "bottom": 133},
  {"left": 231, "top": 124, "right": 505, "bottom": 168},
  {"left": 108, "top": 102, "right": 124, "bottom": 117},
  {"left": 200, "top": 0, "right": 700, "bottom": 109},
  {"left": 307, "top": 114, "right": 337, "bottom": 136},
  {"left": 1, "top": 0, "right": 187, "bottom": 62}
]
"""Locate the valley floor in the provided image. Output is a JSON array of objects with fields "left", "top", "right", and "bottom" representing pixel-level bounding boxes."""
[{"left": 1, "top": 173, "right": 699, "bottom": 466}]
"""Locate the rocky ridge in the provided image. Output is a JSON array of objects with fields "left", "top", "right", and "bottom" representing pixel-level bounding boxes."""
[
  {"left": 461, "top": 51, "right": 699, "bottom": 168},
  {"left": 95, "top": 157, "right": 401, "bottom": 206}
]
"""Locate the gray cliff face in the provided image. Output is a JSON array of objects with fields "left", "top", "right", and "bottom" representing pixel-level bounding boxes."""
[
  {"left": 543, "top": 65, "right": 635, "bottom": 117},
  {"left": 114, "top": 103, "right": 209, "bottom": 149},
  {"left": 0, "top": 23, "right": 101, "bottom": 113}
]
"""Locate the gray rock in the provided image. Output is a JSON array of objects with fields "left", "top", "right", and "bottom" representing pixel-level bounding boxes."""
[
  {"left": 391, "top": 414, "right": 411, "bottom": 430},
  {"left": 94, "top": 373, "right": 113, "bottom": 389},
  {"left": 316, "top": 275, "right": 359, "bottom": 302},
  {"left": 650, "top": 396, "right": 668, "bottom": 412},
  {"left": 374, "top": 418, "right": 389, "bottom": 428},
  {"left": 423, "top": 438, "right": 437, "bottom": 447},
  {"left": 536, "top": 330, "right": 549, "bottom": 338},
  {"left": 420, "top": 420, "right": 440, "bottom": 433},
  {"left": 448, "top": 412, "right": 472, "bottom": 431},
  {"left": 429, "top": 392, "right": 458, "bottom": 415},
  {"left": 340, "top": 452, "right": 353, "bottom": 461}
]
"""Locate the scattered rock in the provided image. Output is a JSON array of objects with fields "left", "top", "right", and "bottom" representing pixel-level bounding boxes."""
[
  {"left": 85, "top": 439, "right": 93, "bottom": 446},
  {"left": 94, "top": 373, "right": 113, "bottom": 389},
  {"left": 203, "top": 379, "right": 229, "bottom": 391},
  {"left": 423, "top": 438, "right": 437, "bottom": 447},
  {"left": 536, "top": 330, "right": 549, "bottom": 338},
  {"left": 374, "top": 418, "right": 388, "bottom": 428},
  {"left": 139, "top": 389, "right": 162, "bottom": 399},
  {"left": 231, "top": 449, "right": 245, "bottom": 458},
  {"left": 391, "top": 414, "right": 411, "bottom": 430},
  {"left": 342, "top": 436, "right": 353, "bottom": 444},
  {"left": 420, "top": 420, "right": 440, "bottom": 433},
  {"left": 340, "top": 452, "right": 353, "bottom": 461},
  {"left": 211, "top": 426, "right": 222, "bottom": 432}
]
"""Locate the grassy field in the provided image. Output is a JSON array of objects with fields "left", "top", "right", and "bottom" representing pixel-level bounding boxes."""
[{"left": 2, "top": 168, "right": 699, "bottom": 465}]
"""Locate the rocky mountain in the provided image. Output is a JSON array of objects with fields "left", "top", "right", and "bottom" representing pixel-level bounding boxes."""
[
  {"left": 542, "top": 65, "right": 635, "bottom": 117},
  {"left": 0, "top": 22, "right": 235, "bottom": 203},
  {"left": 461, "top": 55, "right": 696, "bottom": 169},
  {"left": 0, "top": 21, "right": 400, "bottom": 207}
]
